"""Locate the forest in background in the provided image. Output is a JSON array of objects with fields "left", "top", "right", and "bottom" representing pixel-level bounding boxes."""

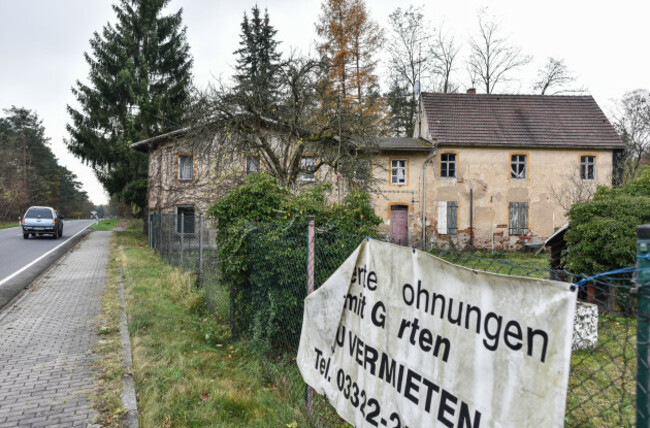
[{"left": 0, "top": 106, "right": 93, "bottom": 221}]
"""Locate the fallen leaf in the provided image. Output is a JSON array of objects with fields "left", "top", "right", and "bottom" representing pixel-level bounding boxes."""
[{"left": 200, "top": 389, "right": 209, "bottom": 401}]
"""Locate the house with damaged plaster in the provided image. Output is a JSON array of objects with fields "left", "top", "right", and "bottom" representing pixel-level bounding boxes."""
[{"left": 131, "top": 91, "right": 624, "bottom": 249}]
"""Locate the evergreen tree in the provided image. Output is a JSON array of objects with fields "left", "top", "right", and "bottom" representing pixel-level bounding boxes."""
[
  {"left": 66, "top": 0, "right": 193, "bottom": 216},
  {"left": 384, "top": 78, "right": 415, "bottom": 137},
  {"left": 233, "top": 5, "right": 282, "bottom": 120},
  {"left": 0, "top": 107, "right": 91, "bottom": 220}
]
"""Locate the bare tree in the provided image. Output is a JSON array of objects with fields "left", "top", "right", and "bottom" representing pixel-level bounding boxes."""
[
  {"left": 550, "top": 169, "right": 598, "bottom": 211},
  {"left": 533, "top": 57, "right": 585, "bottom": 95},
  {"left": 467, "top": 14, "right": 531, "bottom": 94},
  {"left": 612, "top": 89, "right": 650, "bottom": 180},
  {"left": 431, "top": 26, "right": 460, "bottom": 93}
]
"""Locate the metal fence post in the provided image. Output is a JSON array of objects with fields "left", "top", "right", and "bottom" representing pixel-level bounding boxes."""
[
  {"left": 637, "top": 225, "right": 650, "bottom": 428},
  {"left": 306, "top": 217, "right": 315, "bottom": 412},
  {"left": 180, "top": 213, "right": 185, "bottom": 270},
  {"left": 198, "top": 214, "right": 204, "bottom": 287}
]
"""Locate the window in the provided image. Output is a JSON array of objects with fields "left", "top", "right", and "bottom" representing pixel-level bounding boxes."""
[
  {"left": 581, "top": 155, "right": 596, "bottom": 180},
  {"left": 509, "top": 202, "right": 528, "bottom": 235},
  {"left": 25, "top": 208, "right": 53, "bottom": 219},
  {"left": 300, "top": 156, "right": 316, "bottom": 181},
  {"left": 178, "top": 154, "right": 193, "bottom": 180},
  {"left": 354, "top": 159, "right": 371, "bottom": 182},
  {"left": 391, "top": 160, "right": 407, "bottom": 184},
  {"left": 437, "top": 201, "right": 458, "bottom": 235},
  {"left": 246, "top": 155, "right": 261, "bottom": 175},
  {"left": 511, "top": 154, "right": 526, "bottom": 179},
  {"left": 440, "top": 153, "right": 456, "bottom": 178},
  {"left": 176, "top": 206, "right": 195, "bottom": 234}
]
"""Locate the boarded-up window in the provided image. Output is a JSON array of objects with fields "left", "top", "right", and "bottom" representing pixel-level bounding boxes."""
[
  {"left": 437, "top": 201, "right": 458, "bottom": 235},
  {"left": 509, "top": 202, "right": 528, "bottom": 235},
  {"left": 178, "top": 154, "right": 193, "bottom": 180}
]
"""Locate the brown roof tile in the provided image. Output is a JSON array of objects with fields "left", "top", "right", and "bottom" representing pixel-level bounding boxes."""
[{"left": 421, "top": 93, "right": 624, "bottom": 149}]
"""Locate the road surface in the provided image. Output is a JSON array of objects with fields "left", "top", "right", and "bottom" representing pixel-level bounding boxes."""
[{"left": 0, "top": 219, "right": 96, "bottom": 309}]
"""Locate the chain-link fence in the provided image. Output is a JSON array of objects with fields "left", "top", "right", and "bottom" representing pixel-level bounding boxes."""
[{"left": 149, "top": 212, "right": 645, "bottom": 427}]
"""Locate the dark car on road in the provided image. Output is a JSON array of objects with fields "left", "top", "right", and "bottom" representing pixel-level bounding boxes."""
[{"left": 21, "top": 206, "right": 63, "bottom": 239}]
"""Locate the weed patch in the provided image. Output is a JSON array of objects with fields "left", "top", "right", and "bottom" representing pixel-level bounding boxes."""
[{"left": 115, "top": 224, "right": 310, "bottom": 427}]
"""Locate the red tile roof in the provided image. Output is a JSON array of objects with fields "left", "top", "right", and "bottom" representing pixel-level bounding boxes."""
[{"left": 421, "top": 93, "right": 624, "bottom": 149}]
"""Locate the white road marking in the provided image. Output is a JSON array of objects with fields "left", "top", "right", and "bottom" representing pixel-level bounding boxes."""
[{"left": 0, "top": 222, "right": 95, "bottom": 287}]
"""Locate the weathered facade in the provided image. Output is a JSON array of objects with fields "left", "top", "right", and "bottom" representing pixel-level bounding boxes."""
[
  {"left": 370, "top": 92, "right": 625, "bottom": 248},
  {"left": 132, "top": 91, "right": 625, "bottom": 249}
]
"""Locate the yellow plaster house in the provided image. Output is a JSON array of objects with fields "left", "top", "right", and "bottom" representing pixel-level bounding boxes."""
[
  {"left": 371, "top": 92, "right": 625, "bottom": 248},
  {"left": 131, "top": 91, "right": 624, "bottom": 249}
]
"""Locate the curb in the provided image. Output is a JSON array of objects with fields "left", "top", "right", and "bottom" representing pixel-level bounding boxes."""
[{"left": 118, "top": 266, "right": 139, "bottom": 428}]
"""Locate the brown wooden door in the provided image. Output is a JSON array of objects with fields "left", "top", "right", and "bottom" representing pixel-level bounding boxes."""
[{"left": 390, "top": 205, "right": 408, "bottom": 245}]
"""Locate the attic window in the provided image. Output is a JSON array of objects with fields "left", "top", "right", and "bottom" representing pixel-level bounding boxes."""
[{"left": 511, "top": 154, "right": 526, "bottom": 179}]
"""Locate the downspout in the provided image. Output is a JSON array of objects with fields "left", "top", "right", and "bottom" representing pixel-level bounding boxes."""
[
  {"left": 469, "top": 187, "right": 474, "bottom": 247},
  {"left": 421, "top": 143, "right": 437, "bottom": 248}
]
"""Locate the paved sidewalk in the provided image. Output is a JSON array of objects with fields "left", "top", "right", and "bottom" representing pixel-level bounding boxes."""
[{"left": 0, "top": 231, "right": 111, "bottom": 427}]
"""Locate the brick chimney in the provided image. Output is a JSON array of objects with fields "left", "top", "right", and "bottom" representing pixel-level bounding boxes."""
[{"left": 466, "top": 88, "right": 476, "bottom": 94}]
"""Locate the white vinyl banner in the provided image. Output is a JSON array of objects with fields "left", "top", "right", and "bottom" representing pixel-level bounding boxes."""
[{"left": 297, "top": 239, "right": 577, "bottom": 428}]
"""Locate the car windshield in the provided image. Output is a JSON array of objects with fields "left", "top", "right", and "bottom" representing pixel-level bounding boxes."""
[{"left": 25, "top": 208, "right": 53, "bottom": 219}]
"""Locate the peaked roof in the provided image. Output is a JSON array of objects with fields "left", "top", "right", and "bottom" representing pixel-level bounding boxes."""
[{"left": 421, "top": 92, "right": 624, "bottom": 149}]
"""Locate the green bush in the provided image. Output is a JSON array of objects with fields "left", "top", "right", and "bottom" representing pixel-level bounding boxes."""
[
  {"left": 208, "top": 173, "right": 381, "bottom": 349},
  {"left": 566, "top": 169, "right": 650, "bottom": 275}
]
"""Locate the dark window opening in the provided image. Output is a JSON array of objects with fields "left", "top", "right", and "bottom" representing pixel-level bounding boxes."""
[
  {"left": 441, "top": 153, "right": 456, "bottom": 178},
  {"left": 176, "top": 206, "right": 195, "bottom": 234}
]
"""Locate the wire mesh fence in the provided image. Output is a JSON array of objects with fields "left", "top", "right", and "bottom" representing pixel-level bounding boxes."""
[{"left": 149, "top": 212, "right": 644, "bottom": 427}]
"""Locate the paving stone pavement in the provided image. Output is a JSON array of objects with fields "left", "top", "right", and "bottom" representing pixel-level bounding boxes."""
[{"left": 0, "top": 231, "right": 111, "bottom": 427}]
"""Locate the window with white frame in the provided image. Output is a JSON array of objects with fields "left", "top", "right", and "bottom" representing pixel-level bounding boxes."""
[
  {"left": 391, "top": 160, "right": 407, "bottom": 184},
  {"left": 581, "top": 155, "right": 596, "bottom": 180},
  {"left": 178, "top": 154, "right": 193, "bottom": 180},
  {"left": 300, "top": 156, "right": 316, "bottom": 181},
  {"left": 440, "top": 153, "right": 456, "bottom": 178},
  {"left": 511, "top": 154, "right": 526, "bottom": 179},
  {"left": 246, "top": 154, "right": 261, "bottom": 175},
  {"left": 354, "top": 159, "right": 371, "bottom": 182}
]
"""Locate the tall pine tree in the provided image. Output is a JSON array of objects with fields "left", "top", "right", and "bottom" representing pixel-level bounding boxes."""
[
  {"left": 233, "top": 5, "right": 281, "bottom": 122},
  {"left": 66, "top": 0, "right": 193, "bottom": 217}
]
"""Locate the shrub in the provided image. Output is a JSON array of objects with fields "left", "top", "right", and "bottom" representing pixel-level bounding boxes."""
[
  {"left": 566, "top": 169, "right": 650, "bottom": 275},
  {"left": 208, "top": 173, "right": 381, "bottom": 349}
]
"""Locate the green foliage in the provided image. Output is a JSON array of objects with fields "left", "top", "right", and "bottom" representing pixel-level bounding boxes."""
[
  {"left": 566, "top": 169, "right": 650, "bottom": 274},
  {"left": 208, "top": 173, "right": 380, "bottom": 349},
  {"left": 67, "top": 0, "right": 193, "bottom": 215}
]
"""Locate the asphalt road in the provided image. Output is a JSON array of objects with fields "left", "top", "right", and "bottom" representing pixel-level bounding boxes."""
[{"left": 0, "top": 219, "right": 96, "bottom": 309}]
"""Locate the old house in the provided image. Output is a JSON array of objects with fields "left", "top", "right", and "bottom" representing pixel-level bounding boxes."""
[
  {"left": 132, "top": 91, "right": 624, "bottom": 249},
  {"left": 369, "top": 91, "right": 624, "bottom": 248}
]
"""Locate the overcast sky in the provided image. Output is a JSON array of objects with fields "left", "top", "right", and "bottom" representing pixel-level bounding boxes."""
[{"left": 1, "top": 0, "right": 648, "bottom": 205}]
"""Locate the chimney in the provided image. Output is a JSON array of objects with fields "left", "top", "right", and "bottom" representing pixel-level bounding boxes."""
[{"left": 466, "top": 88, "right": 476, "bottom": 94}]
